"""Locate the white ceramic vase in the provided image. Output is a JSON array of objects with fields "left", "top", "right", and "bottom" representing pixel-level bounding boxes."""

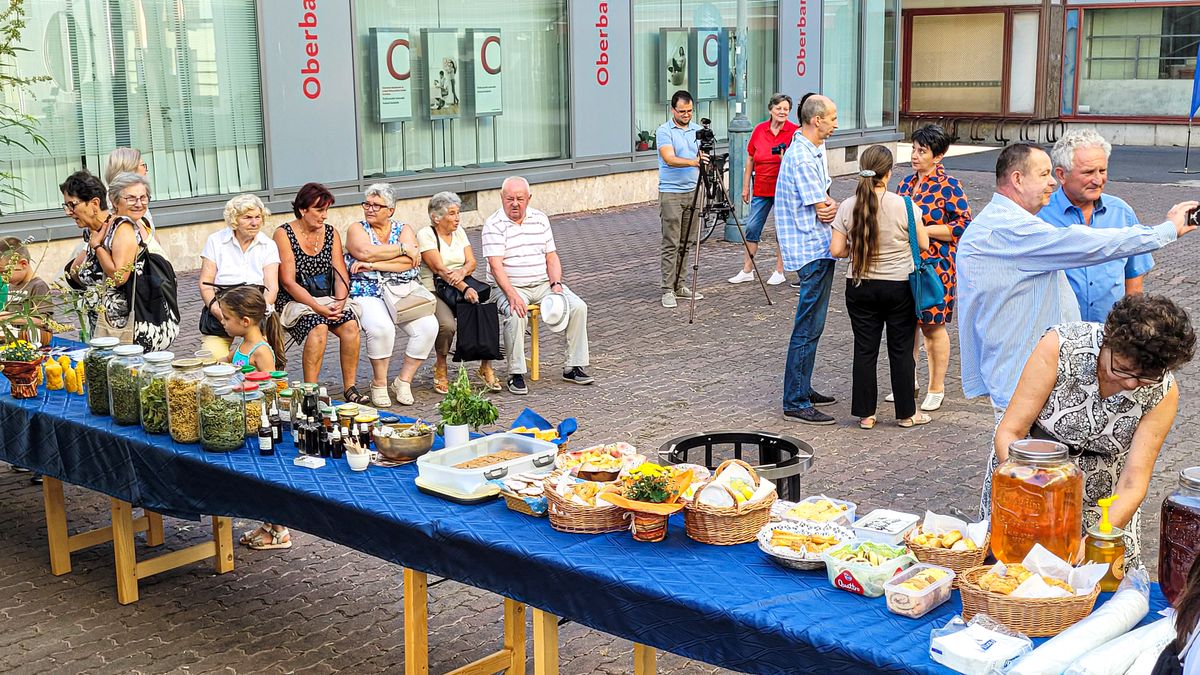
[{"left": 443, "top": 423, "right": 470, "bottom": 449}]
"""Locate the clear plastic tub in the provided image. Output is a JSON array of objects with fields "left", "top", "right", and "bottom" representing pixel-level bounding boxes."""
[
  {"left": 884, "top": 563, "right": 956, "bottom": 618},
  {"left": 417, "top": 433, "right": 557, "bottom": 495},
  {"left": 852, "top": 508, "right": 920, "bottom": 545},
  {"left": 779, "top": 495, "right": 857, "bottom": 526}
]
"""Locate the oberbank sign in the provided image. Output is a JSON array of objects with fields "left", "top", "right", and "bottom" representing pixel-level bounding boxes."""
[{"left": 778, "top": 0, "right": 822, "bottom": 123}]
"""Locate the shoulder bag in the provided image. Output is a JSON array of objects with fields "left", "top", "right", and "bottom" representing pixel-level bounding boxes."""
[
  {"left": 431, "top": 229, "right": 490, "bottom": 313},
  {"left": 905, "top": 196, "right": 946, "bottom": 318},
  {"left": 382, "top": 279, "right": 436, "bottom": 325}
]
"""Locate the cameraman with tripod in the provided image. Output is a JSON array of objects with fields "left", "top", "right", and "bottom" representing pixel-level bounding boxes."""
[{"left": 656, "top": 90, "right": 707, "bottom": 309}]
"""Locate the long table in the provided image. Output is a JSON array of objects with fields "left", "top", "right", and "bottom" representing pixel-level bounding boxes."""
[{"left": 0, "top": 379, "right": 1170, "bottom": 674}]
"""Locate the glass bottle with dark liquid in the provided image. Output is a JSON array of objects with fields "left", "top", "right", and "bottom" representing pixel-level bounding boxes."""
[{"left": 1160, "top": 466, "right": 1200, "bottom": 605}]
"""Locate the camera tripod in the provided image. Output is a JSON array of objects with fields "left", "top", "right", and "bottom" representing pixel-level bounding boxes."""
[{"left": 675, "top": 152, "right": 773, "bottom": 323}]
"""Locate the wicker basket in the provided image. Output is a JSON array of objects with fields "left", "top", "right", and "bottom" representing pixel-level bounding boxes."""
[
  {"left": 958, "top": 565, "right": 1100, "bottom": 637},
  {"left": 544, "top": 477, "right": 628, "bottom": 534},
  {"left": 906, "top": 534, "right": 990, "bottom": 588},
  {"left": 685, "top": 491, "right": 777, "bottom": 545},
  {"left": 502, "top": 492, "right": 545, "bottom": 518}
]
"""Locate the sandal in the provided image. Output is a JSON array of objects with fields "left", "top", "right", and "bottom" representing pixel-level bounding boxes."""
[
  {"left": 246, "top": 527, "right": 292, "bottom": 550},
  {"left": 898, "top": 413, "right": 932, "bottom": 428},
  {"left": 433, "top": 364, "right": 449, "bottom": 395},
  {"left": 343, "top": 386, "right": 367, "bottom": 404},
  {"left": 478, "top": 368, "right": 502, "bottom": 392},
  {"left": 240, "top": 524, "right": 273, "bottom": 546},
  {"left": 858, "top": 416, "right": 877, "bottom": 430}
]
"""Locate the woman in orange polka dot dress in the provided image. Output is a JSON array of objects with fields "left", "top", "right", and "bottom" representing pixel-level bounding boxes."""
[{"left": 897, "top": 124, "right": 972, "bottom": 412}]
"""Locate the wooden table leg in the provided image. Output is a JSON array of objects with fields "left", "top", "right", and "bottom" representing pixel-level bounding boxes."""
[
  {"left": 529, "top": 308, "right": 540, "bottom": 381},
  {"left": 634, "top": 644, "right": 657, "bottom": 675},
  {"left": 404, "top": 568, "right": 429, "bottom": 675},
  {"left": 532, "top": 608, "right": 559, "bottom": 675},
  {"left": 503, "top": 599, "right": 526, "bottom": 674},
  {"left": 110, "top": 498, "right": 139, "bottom": 605},
  {"left": 43, "top": 477, "right": 72, "bottom": 575},
  {"left": 212, "top": 516, "right": 234, "bottom": 573},
  {"left": 145, "top": 510, "right": 164, "bottom": 546}
]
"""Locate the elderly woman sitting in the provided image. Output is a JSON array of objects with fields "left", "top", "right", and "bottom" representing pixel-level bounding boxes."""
[
  {"left": 417, "top": 191, "right": 501, "bottom": 393},
  {"left": 345, "top": 183, "right": 438, "bottom": 406},
  {"left": 986, "top": 294, "right": 1196, "bottom": 570},
  {"left": 198, "top": 194, "right": 281, "bottom": 359}
]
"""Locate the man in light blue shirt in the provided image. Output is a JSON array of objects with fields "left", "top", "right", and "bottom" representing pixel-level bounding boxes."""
[
  {"left": 957, "top": 143, "right": 1197, "bottom": 412},
  {"left": 775, "top": 94, "right": 841, "bottom": 424},
  {"left": 1040, "top": 129, "right": 1151, "bottom": 322},
  {"left": 657, "top": 89, "right": 706, "bottom": 308}
]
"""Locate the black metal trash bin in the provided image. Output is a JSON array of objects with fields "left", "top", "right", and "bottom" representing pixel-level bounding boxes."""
[{"left": 658, "top": 430, "right": 814, "bottom": 501}]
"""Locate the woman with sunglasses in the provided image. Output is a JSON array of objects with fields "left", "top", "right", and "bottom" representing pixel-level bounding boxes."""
[{"left": 984, "top": 293, "right": 1196, "bottom": 570}]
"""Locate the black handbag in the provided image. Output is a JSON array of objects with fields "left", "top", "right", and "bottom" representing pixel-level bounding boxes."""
[
  {"left": 453, "top": 300, "right": 502, "bottom": 362},
  {"left": 435, "top": 275, "right": 490, "bottom": 314},
  {"left": 199, "top": 282, "right": 267, "bottom": 337}
]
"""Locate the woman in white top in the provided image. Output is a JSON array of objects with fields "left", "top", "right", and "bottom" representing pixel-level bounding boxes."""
[
  {"left": 830, "top": 144, "right": 930, "bottom": 429},
  {"left": 198, "top": 194, "right": 282, "bottom": 359},
  {"left": 417, "top": 191, "right": 502, "bottom": 393}
]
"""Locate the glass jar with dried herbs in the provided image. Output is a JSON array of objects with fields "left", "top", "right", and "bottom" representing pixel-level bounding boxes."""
[
  {"left": 167, "top": 358, "right": 204, "bottom": 444},
  {"left": 107, "top": 344, "right": 144, "bottom": 426},
  {"left": 245, "top": 371, "right": 276, "bottom": 411},
  {"left": 236, "top": 383, "right": 263, "bottom": 438},
  {"left": 138, "top": 351, "right": 174, "bottom": 435},
  {"left": 84, "top": 336, "right": 121, "bottom": 416},
  {"left": 199, "top": 364, "right": 245, "bottom": 453}
]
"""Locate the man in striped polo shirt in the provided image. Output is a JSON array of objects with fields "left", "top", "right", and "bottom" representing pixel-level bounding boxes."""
[{"left": 484, "top": 176, "right": 593, "bottom": 395}]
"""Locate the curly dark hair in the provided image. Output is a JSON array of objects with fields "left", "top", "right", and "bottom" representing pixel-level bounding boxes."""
[
  {"left": 59, "top": 170, "right": 108, "bottom": 210},
  {"left": 1103, "top": 293, "right": 1196, "bottom": 375}
]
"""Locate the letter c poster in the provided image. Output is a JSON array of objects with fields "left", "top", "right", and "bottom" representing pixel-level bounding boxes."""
[
  {"left": 371, "top": 28, "right": 413, "bottom": 122},
  {"left": 469, "top": 29, "right": 503, "bottom": 117},
  {"left": 691, "top": 27, "right": 723, "bottom": 101}
]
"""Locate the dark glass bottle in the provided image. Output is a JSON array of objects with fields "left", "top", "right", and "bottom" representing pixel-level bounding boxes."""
[
  {"left": 268, "top": 400, "right": 283, "bottom": 446},
  {"left": 330, "top": 426, "right": 345, "bottom": 459},
  {"left": 257, "top": 408, "right": 274, "bottom": 456},
  {"left": 304, "top": 416, "right": 319, "bottom": 456},
  {"left": 359, "top": 422, "right": 372, "bottom": 449}
]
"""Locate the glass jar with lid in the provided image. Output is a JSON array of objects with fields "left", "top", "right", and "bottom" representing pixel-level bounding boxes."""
[
  {"left": 199, "top": 364, "right": 245, "bottom": 453},
  {"left": 193, "top": 349, "right": 217, "bottom": 366},
  {"left": 1160, "top": 467, "right": 1200, "bottom": 604},
  {"left": 167, "top": 358, "right": 204, "bottom": 443},
  {"left": 137, "top": 351, "right": 174, "bottom": 435},
  {"left": 84, "top": 336, "right": 121, "bottom": 416},
  {"left": 245, "top": 372, "right": 276, "bottom": 411},
  {"left": 270, "top": 371, "right": 289, "bottom": 393},
  {"left": 107, "top": 344, "right": 145, "bottom": 426},
  {"left": 990, "top": 439, "right": 1084, "bottom": 564},
  {"left": 237, "top": 383, "right": 263, "bottom": 437}
]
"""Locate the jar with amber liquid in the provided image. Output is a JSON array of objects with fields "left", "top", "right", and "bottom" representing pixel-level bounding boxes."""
[
  {"left": 990, "top": 439, "right": 1083, "bottom": 564},
  {"left": 1160, "top": 466, "right": 1200, "bottom": 605}
]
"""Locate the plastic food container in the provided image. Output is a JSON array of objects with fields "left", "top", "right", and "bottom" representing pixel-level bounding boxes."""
[
  {"left": 821, "top": 541, "right": 917, "bottom": 598},
  {"left": 417, "top": 433, "right": 557, "bottom": 495},
  {"left": 778, "top": 496, "right": 857, "bottom": 526},
  {"left": 884, "top": 563, "right": 956, "bottom": 618},
  {"left": 853, "top": 508, "right": 919, "bottom": 545}
]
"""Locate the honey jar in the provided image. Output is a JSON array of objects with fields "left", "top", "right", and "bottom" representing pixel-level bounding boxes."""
[{"left": 990, "top": 439, "right": 1083, "bottom": 564}]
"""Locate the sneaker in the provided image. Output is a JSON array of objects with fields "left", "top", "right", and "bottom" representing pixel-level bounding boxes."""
[
  {"left": 810, "top": 391, "right": 837, "bottom": 407},
  {"left": 675, "top": 286, "right": 704, "bottom": 300},
  {"left": 767, "top": 271, "right": 787, "bottom": 286},
  {"left": 562, "top": 367, "right": 594, "bottom": 385},
  {"left": 790, "top": 279, "right": 802, "bottom": 289},
  {"left": 885, "top": 387, "right": 919, "bottom": 403},
  {"left": 728, "top": 270, "right": 755, "bottom": 284},
  {"left": 369, "top": 385, "right": 391, "bottom": 408},
  {"left": 29, "top": 474, "right": 42, "bottom": 485},
  {"left": 507, "top": 374, "right": 529, "bottom": 395},
  {"left": 783, "top": 408, "right": 836, "bottom": 425},
  {"left": 389, "top": 378, "right": 414, "bottom": 406},
  {"left": 10, "top": 465, "right": 30, "bottom": 474},
  {"left": 661, "top": 291, "right": 678, "bottom": 308}
]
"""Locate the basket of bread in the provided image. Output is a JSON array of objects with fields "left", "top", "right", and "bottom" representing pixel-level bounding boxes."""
[
  {"left": 958, "top": 544, "right": 1107, "bottom": 637},
  {"left": 545, "top": 471, "right": 628, "bottom": 534},
  {"left": 684, "top": 459, "right": 778, "bottom": 545},
  {"left": 904, "top": 511, "right": 990, "bottom": 587},
  {"left": 757, "top": 520, "right": 854, "bottom": 570}
]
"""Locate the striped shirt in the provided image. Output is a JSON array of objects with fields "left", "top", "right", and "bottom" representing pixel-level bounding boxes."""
[
  {"left": 775, "top": 132, "right": 832, "bottom": 272},
  {"left": 956, "top": 192, "right": 1176, "bottom": 408},
  {"left": 482, "top": 206, "right": 557, "bottom": 286}
]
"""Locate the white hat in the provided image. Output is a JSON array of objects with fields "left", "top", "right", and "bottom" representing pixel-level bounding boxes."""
[{"left": 540, "top": 292, "right": 570, "bottom": 333}]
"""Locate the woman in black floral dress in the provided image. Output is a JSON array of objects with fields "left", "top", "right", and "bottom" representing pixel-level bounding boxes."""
[{"left": 274, "top": 183, "right": 362, "bottom": 398}]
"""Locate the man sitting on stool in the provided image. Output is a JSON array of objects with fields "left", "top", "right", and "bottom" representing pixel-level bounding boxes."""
[{"left": 483, "top": 176, "right": 593, "bottom": 395}]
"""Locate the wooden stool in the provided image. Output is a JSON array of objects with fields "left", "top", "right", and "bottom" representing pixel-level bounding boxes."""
[{"left": 526, "top": 304, "right": 541, "bottom": 381}]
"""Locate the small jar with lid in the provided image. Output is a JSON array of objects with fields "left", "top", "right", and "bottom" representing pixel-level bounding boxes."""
[
  {"left": 270, "top": 371, "right": 289, "bottom": 393},
  {"left": 107, "top": 344, "right": 145, "bottom": 426},
  {"left": 245, "top": 371, "right": 276, "bottom": 410},
  {"left": 137, "top": 351, "right": 174, "bottom": 435},
  {"left": 199, "top": 364, "right": 245, "bottom": 453},
  {"left": 1160, "top": 467, "right": 1200, "bottom": 604},
  {"left": 193, "top": 349, "right": 217, "bottom": 366},
  {"left": 1084, "top": 494, "right": 1126, "bottom": 592},
  {"left": 237, "top": 383, "right": 263, "bottom": 437},
  {"left": 990, "top": 439, "right": 1084, "bottom": 564},
  {"left": 336, "top": 403, "right": 360, "bottom": 430},
  {"left": 84, "top": 336, "right": 121, "bottom": 416},
  {"left": 167, "top": 358, "right": 204, "bottom": 443}
]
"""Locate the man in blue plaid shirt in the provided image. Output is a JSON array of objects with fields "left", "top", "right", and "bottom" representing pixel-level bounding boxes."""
[{"left": 775, "top": 94, "right": 841, "bottom": 424}]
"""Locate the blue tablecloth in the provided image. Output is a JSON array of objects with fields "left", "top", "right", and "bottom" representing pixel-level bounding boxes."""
[{"left": 0, "top": 374, "right": 1171, "bottom": 674}]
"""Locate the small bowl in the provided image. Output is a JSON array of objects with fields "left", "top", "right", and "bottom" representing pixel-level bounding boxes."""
[
  {"left": 347, "top": 452, "right": 371, "bottom": 471},
  {"left": 373, "top": 423, "right": 435, "bottom": 462}
]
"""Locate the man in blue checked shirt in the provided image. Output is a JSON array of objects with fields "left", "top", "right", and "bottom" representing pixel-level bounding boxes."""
[
  {"left": 957, "top": 142, "right": 1198, "bottom": 415},
  {"left": 775, "top": 94, "right": 841, "bottom": 425},
  {"left": 1040, "top": 129, "right": 1150, "bottom": 322}
]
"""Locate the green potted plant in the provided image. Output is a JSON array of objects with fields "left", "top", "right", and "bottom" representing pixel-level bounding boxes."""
[
  {"left": 635, "top": 127, "right": 655, "bottom": 152},
  {"left": 436, "top": 366, "right": 499, "bottom": 448}
]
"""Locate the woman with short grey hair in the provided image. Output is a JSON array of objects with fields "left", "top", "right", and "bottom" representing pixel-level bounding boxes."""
[
  {"left": 345, "top": 183, "right": 438, "bottom": 406},
  {"left": 104, "top": 150, "right": 166, "bottom": 255},
  {"left": 418, "top": 191, "right": 501, "bottom": 392}
]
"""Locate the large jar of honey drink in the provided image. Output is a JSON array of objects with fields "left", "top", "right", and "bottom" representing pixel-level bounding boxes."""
[
  {"left": 990, "top": 439, "right": 1083, "bottom": 564},
  {"left": 1160, "top": 467, "right": 1200, "bottom": 605}
]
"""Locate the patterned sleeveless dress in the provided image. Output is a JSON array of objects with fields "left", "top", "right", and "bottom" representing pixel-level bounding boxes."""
[
  {"left": 275, "top": 223, "right": 356, "bottom": 343},
  {"left": 897, "top": 163, "right": 971, "bottom": 325}
]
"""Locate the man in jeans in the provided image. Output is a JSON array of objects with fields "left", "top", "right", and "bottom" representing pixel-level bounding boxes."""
[
  {"left": 656, "top": 90, "right": 707, "bottom": 308},
  {"left": 775, "top": 94, "right": 841, "bottom": 424}
]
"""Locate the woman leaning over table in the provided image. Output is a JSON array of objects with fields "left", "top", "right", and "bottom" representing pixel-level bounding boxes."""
[
  {"left": 728, "top": 93, "right": 798, "bottom": 286},
  {"left": 894, "top": 124, "right": 972, "bottom": 412},
  {"left": 986, "top": 294, "right": 1195, "bottom": 570},
  {"left": 829, "top": 145, "right": 930, "bottom": 430},
  {"left": 198, "top": 194, "right": 282, "bottom": 360},
  {"left": 417, "top": 191, "right": 502, "bottom": 394},
  {"left": 345, "top": 183, "right": 438, "bottom": 407},
  {"left": 273, "top": 182, "right": 362, "bottom": 394}
]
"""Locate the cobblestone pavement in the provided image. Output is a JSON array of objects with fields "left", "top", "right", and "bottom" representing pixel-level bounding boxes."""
[{"left": 2, "top": 166, "right": 1199, "bottom": 674}]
